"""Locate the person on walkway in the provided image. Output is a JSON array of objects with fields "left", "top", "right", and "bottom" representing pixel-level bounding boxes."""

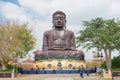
[
  {"left": 86, "top": 66, "right": 89, "bottom": 77},
  {"left": 80, "top": 67, "right": 84, "bottom": 78}
]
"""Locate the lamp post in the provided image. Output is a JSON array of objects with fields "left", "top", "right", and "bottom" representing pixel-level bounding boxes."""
[
  {"left": 14, "top": 58, "right": 17, "bottom": 77},
  {"left": 13, "top": 52, "right": 17, "bottom": 77},
  {"left": 97, "top": 52, "right": 103, "bottom": 78}
]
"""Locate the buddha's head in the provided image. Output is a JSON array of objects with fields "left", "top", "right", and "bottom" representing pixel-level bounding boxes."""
[{"left": 52, "top": 11, "right": 66, "bottom": 29}]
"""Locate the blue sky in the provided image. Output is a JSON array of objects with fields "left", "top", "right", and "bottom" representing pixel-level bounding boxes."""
[
  {"left": 2, "top": 0, "right": 19, "bottom": 5},
  {"left": 0, "top": 0, "right": 120, "bottom": 60}
]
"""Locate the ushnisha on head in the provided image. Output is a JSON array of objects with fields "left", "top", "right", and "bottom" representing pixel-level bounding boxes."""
[{"left": 52, "top": 11, "right": 66, "bottom": 28}]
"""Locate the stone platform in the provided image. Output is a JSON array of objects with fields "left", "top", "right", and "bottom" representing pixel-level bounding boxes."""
[{"left": 33, "top": 59, "right": 85, "bottom": 69}]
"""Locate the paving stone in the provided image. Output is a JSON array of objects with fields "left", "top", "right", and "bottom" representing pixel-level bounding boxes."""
[{"left": 45, "top": 78, "right": 73, "bottom": 80}]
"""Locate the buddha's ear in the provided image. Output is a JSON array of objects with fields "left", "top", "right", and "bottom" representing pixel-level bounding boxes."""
[
  {"left": 65, "top": 20, "right": 67, "bottom": 22},
  {"left": 52, "top": 20, "right": 55, "bottom": 28},
  {"left": 52, "top": 20, "right": 54, "bottom": 24}
]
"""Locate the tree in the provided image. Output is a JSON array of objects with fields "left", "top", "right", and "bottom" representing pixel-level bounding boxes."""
[
  {"left": 76, "top": 18, "right": 120, "bottom": 69},
  {"left": 101, "top": 56, "right": 120, "bottom": 69},
  {"left": 0, "top": 22, "right": 36, "bottom": 69},
  {"left": 112, "top": 56, "right": 120, "bottom": 68}
]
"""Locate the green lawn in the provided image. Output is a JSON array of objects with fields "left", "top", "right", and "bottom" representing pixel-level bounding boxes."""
[{"left": 112, "top": 68, "right": 120, "bottom": 71}]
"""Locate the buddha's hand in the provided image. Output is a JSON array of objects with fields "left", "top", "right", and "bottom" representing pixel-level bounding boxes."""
[
  {"left": 64, "top": 48, "right": 71, "bottom": 50},
  {"left": 48, "top": 48, "right": 54, "bottom": 50}
]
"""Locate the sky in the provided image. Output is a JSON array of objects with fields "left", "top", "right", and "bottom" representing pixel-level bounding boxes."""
[{"left": 0, "top": 0, "right": 120, "bottom": 61}]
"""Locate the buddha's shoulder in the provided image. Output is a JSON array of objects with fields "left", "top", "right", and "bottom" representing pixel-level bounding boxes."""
[
  {"left": 44, "top": 29, "right": 74, "bottom": 34},
  {"left": 64, "top": 29, "right": 74, "bottom": 34},
  {"left": 44, "top": 29, "right": 53, "bottom": 34}
]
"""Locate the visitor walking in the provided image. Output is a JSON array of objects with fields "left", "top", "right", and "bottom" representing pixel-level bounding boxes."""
[
  {"left": 79, "top": 67, "right": 84, "bottom": 78},
  {"left": 86, "top": 66, "right": 89, "bottom": 76}
]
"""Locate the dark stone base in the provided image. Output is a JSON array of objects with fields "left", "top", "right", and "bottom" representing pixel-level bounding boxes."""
[{"left": 0, "top": 72, "right": 13, "bottom": 78}]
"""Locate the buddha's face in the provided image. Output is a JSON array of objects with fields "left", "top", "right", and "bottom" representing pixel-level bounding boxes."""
[{"left": 53, "top": 14, "right": 66, "bottom": 28}]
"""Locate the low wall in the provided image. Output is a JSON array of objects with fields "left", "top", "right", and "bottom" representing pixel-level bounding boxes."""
[
  {"left": 0, "top": 72, "right": 14, "bottom": 78},
  {"left": 20, "top": 69, "right": 96, "bottom": 74},
  {"left": 113, "top": 71, "right": 120, "bottom": 77}
]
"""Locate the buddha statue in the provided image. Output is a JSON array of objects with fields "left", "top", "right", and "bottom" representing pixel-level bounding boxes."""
[{"left": 34, "top": 11, "right": 84, "bottom": 60}]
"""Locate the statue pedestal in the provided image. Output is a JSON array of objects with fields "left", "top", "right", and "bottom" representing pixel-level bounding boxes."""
[
  {"left": 33, "top": 59, "right": 85, "bottom": 69},
  {"left": 103, "top": 69, "right": 112, "bottom": 78}
]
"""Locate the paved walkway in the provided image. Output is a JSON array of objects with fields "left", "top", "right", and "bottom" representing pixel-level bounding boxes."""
[
  {"left": 19, "top": 73, "right": 97, "bottom": 78},
  {"left": 45, "top": 78, "right": 73, "bottom": 80},
  {"left": 0, "top": 74, "right": 120, "bottom": 80}
]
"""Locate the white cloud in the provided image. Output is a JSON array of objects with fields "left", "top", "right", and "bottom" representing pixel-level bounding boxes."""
[
  {"left": 50, "top": 0, "right": 111, "bottom": 24},
  {"left": 1, "top": 2, "right": 31, "bottom": 22},
  {"left": 107, "top": 0, "right": 120, "bottom": 17},
  {"left": 18, "top": 0, "right": 51, "bottom": 17},
  {"left": 0, "top": 1, "right": 6, "bottom": 9}
]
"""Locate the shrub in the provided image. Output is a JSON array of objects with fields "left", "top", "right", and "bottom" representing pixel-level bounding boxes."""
[
  {"left": 6, "top": 64, "right": 14, "bottom": 70},
  {"left": 101, "top": 61, "right": 107, "bottom": 69}
]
